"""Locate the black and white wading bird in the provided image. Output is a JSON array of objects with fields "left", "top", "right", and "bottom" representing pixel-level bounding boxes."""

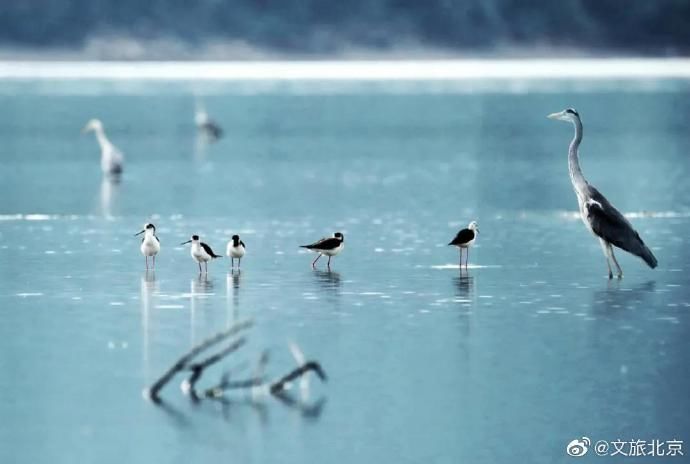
[
  {"left": 82, "top": 118, "right": 124, "bottom": 176},
  {"left": 135, "top": 223, "right": 160, "bottom": 270},
  {"left": 301, "top": 232, "right": 344, "bottom": 269},
  {"left": 195, "top": 99, "right": 223, "bottom": 140},
  {"left": 449, "top": 221, "right": 479, "bottom": 268},
  {"left": 548, "top": 108, "right": 657, "bottom": 278},
  {"left": 226, "top": 234, "right": 246, "bottom": 269},
  {"left": 180, "top": 235, "right": 222, "bottom": 273}
]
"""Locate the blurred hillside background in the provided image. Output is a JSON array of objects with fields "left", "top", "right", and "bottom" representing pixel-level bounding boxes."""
[{"left": 1, "top": 0, "right": 689, "bottom": 60}]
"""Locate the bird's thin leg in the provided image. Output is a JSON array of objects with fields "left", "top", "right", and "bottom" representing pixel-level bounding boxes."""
[
  {"left": 459, "top": 249, "right": 463, "bottom": 267},
  {"left": 312, "top": 254, "right": 322, "bottom": 268},
  {"left": 231, "top": 258, "right": 234, "bottom": 268},
  {"left": 327, "top": 256, "right": 332, "bottom": 269},
  {"left": 238, "top": 258, "right": 241, "bottom": 269},
  {"left": 465, "top": 248, "right": 469, "bottom": 269},
  {"left": 599, "top": 239, "right": 613, "bottom": 279},
  {"left": 145, "top": 256, "right": 148, "bottom": 270},
  {"left": 205, "top": 261, "right": 208, "bottom": 274},
  {"left": 153, "top": 255, "right": 156, "bottom": 270},
  {"left": 198, "top": 262, "right": 202, "bottom": 274},
  {"left": 609, "top": 245, "right": 623, "bottom": 279}
]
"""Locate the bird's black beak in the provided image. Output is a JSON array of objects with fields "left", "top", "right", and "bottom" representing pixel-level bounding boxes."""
[
  {"left": 134, "top": 230, "right": 145, "bottom": 236},
  {"left": 180, "top": 240, "right": 192, "bottom": 245}
]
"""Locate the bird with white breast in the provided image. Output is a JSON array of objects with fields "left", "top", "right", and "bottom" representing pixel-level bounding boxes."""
[
  {"left": 135, "top": 223, "right": 160, "bottom": 270},
  {"left": 180, "top": 234, "right": 223, "bottom": 274},
  {"left": 226, "top": 234, "right": 246, "bottom": 269},
  {"left": 301, "top": 232, "right": 345, "bottom": 269}
]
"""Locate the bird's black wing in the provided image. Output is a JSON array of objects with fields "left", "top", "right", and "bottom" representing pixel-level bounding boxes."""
[
  {"left": 155, "top": 235, "right": 160, "bottom": 244},
  {"left": 586, "top": 186, "right": 657, "bottom": 268},
  {"left": 301, "top": 237, "right": 340, "bottom": 250},
  {"left": 449, "top": 228, "right": 474, "bottom": 246},
  {"left": 240, "top": 240, "right": 246, "bottom": 248},
  {"left": 201, "top": 242, "right": 222, "bottom": 258}
]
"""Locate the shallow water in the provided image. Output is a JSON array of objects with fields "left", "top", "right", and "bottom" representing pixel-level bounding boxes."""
[{"left": 1, "top": 77, "right": 689, "bottom": 463}]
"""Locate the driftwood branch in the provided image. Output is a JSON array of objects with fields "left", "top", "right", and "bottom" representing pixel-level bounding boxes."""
[
  {"left": 270, "top": 361, "right": 327, "bottom": 394},
  {"left": 204, "top": 350, "right": 270, "bottom": 398},
  {"left": 182, "top": 337, "right": 248, "bottom": 400},
  {"left": 144, "top": 319, "right": 253, "bottom": 403}
]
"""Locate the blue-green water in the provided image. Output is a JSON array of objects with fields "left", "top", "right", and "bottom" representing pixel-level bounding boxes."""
[{"left": 1, "top": 79, "right": 689, "bottom": 463}]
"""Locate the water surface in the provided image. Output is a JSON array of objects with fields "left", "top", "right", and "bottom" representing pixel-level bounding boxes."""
[{"left": 1, "top": 75, "right": 689, "bottom": 463}]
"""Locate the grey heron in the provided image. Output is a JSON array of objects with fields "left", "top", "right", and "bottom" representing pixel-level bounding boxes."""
[
  {"left": 548, "top": 108, "right": 657, "bottom": 278},
  {"left": 82, "top": 118, "right": 124, "bottom": 176}
]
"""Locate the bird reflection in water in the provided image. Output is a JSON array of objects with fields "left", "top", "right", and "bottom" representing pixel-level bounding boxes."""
[
  {"left": 592, "top": 280, "right": 656, "bottom": 314},
  {"left": 140, "top": 271, "right": 157, "bottom": 380},
  {"left": 311, "top": 269, "right": 342, "bottom": 306},
  {"left": 99, "top": 176, "right": 120, "bottom": 219},
  {"left": 226, "top": 270, "right": 241, "bottom": 327},
  {"left": 313, "top": 269, "right": 341, "bottom": 291},
  {"left": 453, "top": 269, "right": 475, "bottom": 301},
  {"left": 190, "top": 274, "right": 214, "bottom": 344}
]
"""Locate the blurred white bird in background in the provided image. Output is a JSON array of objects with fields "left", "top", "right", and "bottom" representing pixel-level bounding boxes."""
[{"left": 82, "top": 118, "right": 124, "bottom": 177}]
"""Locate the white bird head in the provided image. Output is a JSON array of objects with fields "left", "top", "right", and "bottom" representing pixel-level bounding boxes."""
[
  {"left": 468, "top": 221, "right": 479, "bottom": 233},
  {"left": 547, "top": 108, "right": 580, "bottom": 123},
  {"left": 82, "top": 118, "right": 104, "bottom": 133},
  {"left": 135, "top": 223, "right": 156, "bottom": 236}
]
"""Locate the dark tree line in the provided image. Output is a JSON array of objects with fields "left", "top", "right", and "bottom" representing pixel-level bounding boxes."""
[{"left": 1, "top": 0, "right": 689, "bottom": 56}]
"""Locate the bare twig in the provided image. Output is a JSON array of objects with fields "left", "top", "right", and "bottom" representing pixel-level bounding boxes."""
[
  {"left": 144, "top": 319, "right": 253, "bottom": 403},
  {"left": 182, "top": 337, "right": 247, "bottom": 400},
  {"left": 269, "top": 361, "right": 327, "bottom": 395},
  {"left": 204, "top": 350, "right": 270, "bottom": 398}
]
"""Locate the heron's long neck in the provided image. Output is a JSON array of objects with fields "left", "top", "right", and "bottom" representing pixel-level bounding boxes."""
[
  {"left": 95, "top": 128, "right": 111, "bottom": 150},
  {"left": 568, "top": 118, "right": 587, "bottom": 195}
]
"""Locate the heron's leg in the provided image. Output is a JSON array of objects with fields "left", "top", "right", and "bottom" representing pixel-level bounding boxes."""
[
  {"left": 312, "top": 254, "right": 322, "bottom": 268},
  {"left": 599, "top": 239, "right": 613, "bottom": 279},
  {"left": 608, "top": 245, "right": 623, "bottom": 279}
]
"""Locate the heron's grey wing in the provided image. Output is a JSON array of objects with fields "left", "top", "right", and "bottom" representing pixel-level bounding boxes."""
[{"left": 585, "top": 187, "right": 658, "bottom": 268}]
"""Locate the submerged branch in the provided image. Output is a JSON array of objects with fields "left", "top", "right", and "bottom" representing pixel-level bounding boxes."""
[
  {"left": 182, "top": 337, "right": 248, "bottom": 400},
  {"left": 145, "top": 319, "right": 253, "bottom": 403},
  {"left": 269, "top": 361, "right": 327, "bottom": 395},
  {"left": 204, "top": 350, "right": 270, "bottom": 398}
]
